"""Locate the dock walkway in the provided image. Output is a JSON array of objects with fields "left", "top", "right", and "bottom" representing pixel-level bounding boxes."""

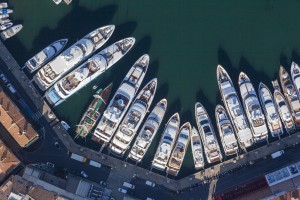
[{"left": 0, "top": 39, "right": 300, "bottom": 198}]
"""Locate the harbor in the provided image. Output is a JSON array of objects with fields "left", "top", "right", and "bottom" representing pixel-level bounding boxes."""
[
  {"left": 1, "top": 24, "right": 300, "bottom": 199},
  {"left": 2, "top": 1, "right": 300, "bottom": 199}
]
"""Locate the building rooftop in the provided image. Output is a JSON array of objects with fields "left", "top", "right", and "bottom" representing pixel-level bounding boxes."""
[
  {"left": 0, "top": 87, "right": 39, "bottom": 147},
  {"left": 0, "top": 140, "right": 20, "bottom": 182},
  {"left": 0, "top": 175, "right": 62, "bottom": 200}
]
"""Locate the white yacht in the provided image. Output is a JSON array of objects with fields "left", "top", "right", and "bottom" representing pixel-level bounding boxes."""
[
  {"left": 0, "top": 3, "right": 8, "bottom": 9},
  {"left": 166, "top": 122, "right": 191, "bottom": 176},
  {"left": 53, "top": 0, "right": 62, "bottom": 4},
  {"left": 274, "top": 90, "right": 295, "bottom": 133},
  {"left": 280, "top": 66, "right": 300, "bottom": 128},
  {"left": 25, "top": 39, "right": 68, "bottom": 73},
  {"left": 109, "top": 78, "right": 157, "bottom": 157},
  {"left": 1, "top": 24, "right": 22, "bottom": 40},
  {"left": 128, "top": 99, "right": 167, "bottom": 163},
  {"left": 152, "top": 113, "right": 180, "bottom": 171},
  {"left": 291, "top": 62, "right": 300, "bottom": 98},
  {"left": 258, "top": 82, "right": 283, "bottom": 137},
  {"left": 0, "top": 22, "right": 12, "bottom": 31},
  {"left": 0, "top": 9, "right": 13, "bottom": 14},
  {"left": 0, "top": 19, "right": 10, "bottom": 25},
  {"left": 0, "top": 14, "right": 9, "bottom": 19},
  {"left": 216, "top": 65, "right": 253, "bottom": 149},
  {"left": 191, "top": 127, "right": 205, "bottom": 170},
  {"left": 238, "top": 72, "right": 268, "bottom": 142},
  {"left": 92, "top": 55, "right": 149, "bottom": 144},
  {"left": 195, "top": 102, "right": 222, "bottom": 164},
  {"left": 34, "top": 25, "right": 115, "bottom": 91},
  {"left": 215, "top": 105, "right": 238, "bottom": 156},
  {"left": 45, "top": 38, "right": 135, "bottom": 106}
]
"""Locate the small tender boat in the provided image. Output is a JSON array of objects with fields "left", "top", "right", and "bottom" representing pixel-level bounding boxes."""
[
  {"left": 215, "top": 105, "right": 238, "bottom": 156},
  {"left": 0, "top": 3, "right": 8, "bottom": 9},
  {"left": 279, "top": 65, "right": 300, "bottom": 127},
  {"left": 109, "top": 78, "right": 157, "bottom": 157},
  {"left": 291, "top": 62, "right": 300, "bottom": 99},
  {"left": 0, "top": 22, "right": 12, "bottom": 30},
  {"left": 238, "top": 72, "right": 268, "bottom": 142},
  {"left": 274, "top": 90, "right": 295, "bottom": 133},
  {"left": 216, "top": 65, "right": 253, "bottom": 149},
  {"left": 75, "top": 84, "right": 113, "bottom": 138},
  {"left": 0, "top": 14, "right": 9, "bottom": 19},
  {"left": 92, "top": 55, "right": 149, "bottom": 144},
  {"left": 0, "top": 9, "right": 13, "bottom": 14},
  {"left": 191, "top": 127, "right": 205, "bottom": 170},
  {"left": 25, "top": 39, "right": 68, "bottom": 73},
  {"left": 1, "top": 24, "right": 22, "bottom": 40},
  {"left": 128, "top": 99, "right": 167, "bottom": 163},
  {"left": 61, "top": 121, "right": 70, "bottom": 131},
  {"left": 258, "top": 82, "right": 283, "bottom": 137},
  {"left": 0, "top": 19, "right": 10, "bottom": 25},
  {"left": 152, "top": 113, "right": 180, "bottom": 171},
  {"left": 166, "top": 122, "right": 191, "bottom": 176},
  {"left": 195, "top": 102, "right": 222, "bottom": 163}
]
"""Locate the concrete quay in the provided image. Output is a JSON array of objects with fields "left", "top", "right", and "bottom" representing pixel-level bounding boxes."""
[{"left": 1, "top": 39, "right": 300, "bottom": 199}]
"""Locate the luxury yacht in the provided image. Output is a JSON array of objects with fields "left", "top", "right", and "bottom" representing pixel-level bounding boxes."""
[
  {"left": 215, "top": 105, "right": 238, "bottom": 156},
  {"left": 238, "top": 72, "right": 268, "bottom": 142},
  {"left": 75, "top": 84, "right": 113, "bottom": 138},
  {"left": 1, "top": 24, "right": 22, "bottom": 40},
  {"left": 191, "top": 127, "right": 205, "bottom": 170},
  {"left": 0, "top": 22, "right": 12, "bottom": 31},
  {"left": 0, "top": 19, "right": 10, "bottom": 25},
  {"left": 45, "top": 38, "right": 135, "bottom": 106},
  {"left": 0, "top": 9, "right": 12, "bottom": 14},
  {"left": 279, "top": 66, "right": 300, "bottom": 127},
  {"left": 25, "top": 39, "right": 68, "bottom": 73},
  {"left": 0, "top": 3, "right": 8, "bottom": 9},
  {"left": 34, "top": 25, "right": 115, "bottom": 91},
  {"left": 166, "top": 122, "right": 191, "bottom": 176},
  {"left": 109, "top": 78, "right": 157, "bottom": 157},
  {"left": 216, "top": 65, "right": 253, "bottom": 148},
  {"left": 291, "top": 62, "right": 300, "bottom": 99},
  {"left": 152, "top": 113, "right": 180, "bottom": 171},
  {"left": 274, "top": 90, "right": 295, "bottom": 133},
  {"left": 0, "top": 14, "right": 9, "bottom": 19},
  {"left": 92, "top": 55, "right": 149, "bottom": 144},
  {"left": 128, "top": 99, "right": 167, "bottom": 163},
  {"left": 258, "top": 82, "right": 283, "bottom": 137},
  {"left": 195, "top": 102, "right": 222, "bottom": 163}
]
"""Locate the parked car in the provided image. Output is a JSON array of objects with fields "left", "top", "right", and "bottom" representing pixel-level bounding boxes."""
[
  {"left": 123, "top": 182, "right": 135, "bottom": 189},
  {"left": 7, "top": 83, "right": 16, "bottom": 94},
  {"left": 118, "top": 188, "right": 127, "bottom": 194},
  {"left": 81, "top": 171, "right": 88, "bottom": 178},
  {"left": 145, "top": 180, "right": 156, "bottom": 187},
  {"left": 0, "top": 74, "right": 8, "bottom": 84},
  {"left": 271, "top": 150, "right": 284, "bottom": 159}
]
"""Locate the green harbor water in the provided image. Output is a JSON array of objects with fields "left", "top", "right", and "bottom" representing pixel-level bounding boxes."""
[{"left": 6, "top": 0, "right": 300, "bottom": 178}]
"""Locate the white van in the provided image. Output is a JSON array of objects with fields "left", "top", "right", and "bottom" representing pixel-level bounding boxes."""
[
  {"left": 271, "top": 150, "right": 284, "bottom": 159},
  {"left": 123, "top": 182, "right": 135, "bottom": 189}
]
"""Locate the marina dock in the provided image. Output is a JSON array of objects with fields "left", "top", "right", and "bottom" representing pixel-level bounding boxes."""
[{"left": 0, "top": 39, "right": 300, "bottom": 199}]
